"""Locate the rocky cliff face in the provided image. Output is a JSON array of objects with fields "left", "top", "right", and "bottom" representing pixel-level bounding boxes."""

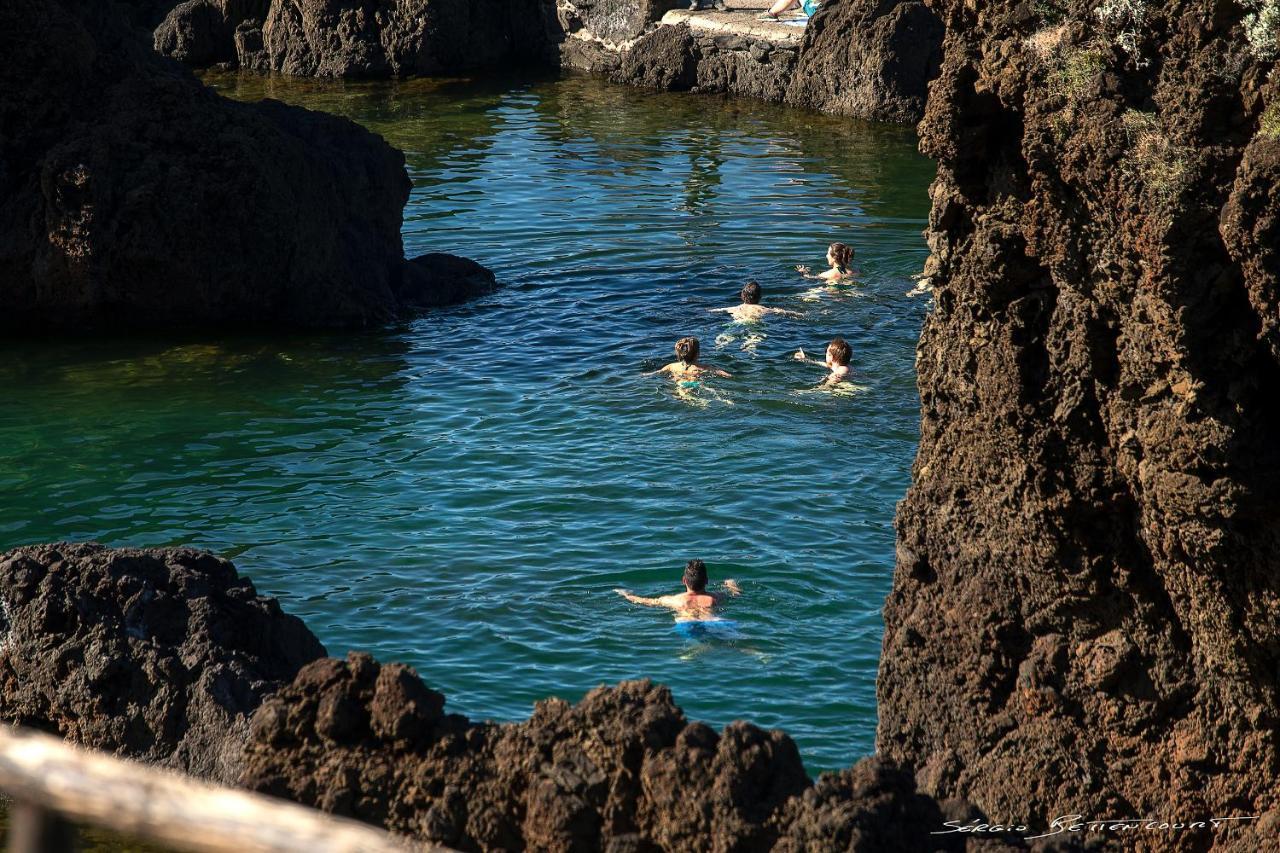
[
  {"left": 155, "top": 0, "right": 557, "bottom": 77},
  {"left": 0, "top": 543, "right": 325, "bottom": 784},
  {"left": 240, "top": 652, "right": 978, "bottom": 851},
  {"left": 605, "top": 0, "right": 942, "bottom": 124},
  {"left": 786, "top": 0, "right": 941, "bottom": 125},
  {"left": 1, "top": 0, "right": 494, "bottom": 333},
  {"left": 154, "top": 0, "right": 942, "bottom": 126},
  {"left": 880, "top": 0, "right": 1280, "bottom": 846}
]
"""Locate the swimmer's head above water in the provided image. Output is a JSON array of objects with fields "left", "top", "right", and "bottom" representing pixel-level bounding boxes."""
[
  {"left": 740, "top": 281, "right": 762, "bottom": 305},
  {"left": 615, "top": 559, "right": 743, "bottom": 612},
  {"left": 646, "top": 337, "right": 730, "bottom": 380},
  {"left": 682, "top": 558, "right": 708, "bottom": 593},
  {"left": 828, "top": 242, "right": 854, "bottom": 274},
  {"left": 827, "top": 336, "right": 852, "bottom": 367},
  {"left": 794, "top": 335, "right": 853, "bottom": 385},
  {"left": 675, "top": 336, "right": 700, "bottom": 365}
]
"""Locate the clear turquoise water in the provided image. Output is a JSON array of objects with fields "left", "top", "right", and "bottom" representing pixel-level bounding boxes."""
[{"left": 0, "top": 74, "right": 934, "bottom": 773}]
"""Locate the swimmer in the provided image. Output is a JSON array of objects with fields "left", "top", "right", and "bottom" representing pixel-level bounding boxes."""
[
  {"left": 615, "top": 559, "right": 742, "bottom": 617},
  {"left": 709, "top": 281, "right": 803, "bottom": 323},
  {"left": 796, "top": 242, "right": 856, "bottom": 282},
  {"left": 794, "top": 336, "right": 853, "bottom": 385},
  {"left": 646, "top": 337, "right": 731, "bottom": 383}
]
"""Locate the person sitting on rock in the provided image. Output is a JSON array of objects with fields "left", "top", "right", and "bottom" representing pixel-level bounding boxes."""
[
  {"left": 709, "top": 281, "right": 803, "bottom": 322},
  {"left": 796, "top": 241, "right": 855, "bottom": 282},
  {"left": 615, "top": 559, "right": 742, "bottom": 616},
  {"left": 793, "top": 336, "right": 853, "bottom": 385},
  {"left": 646, "top": 336, "right": 731, "bottom": 387}
]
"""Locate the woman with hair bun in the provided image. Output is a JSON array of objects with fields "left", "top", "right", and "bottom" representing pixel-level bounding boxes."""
[{"left": 796, "top": 242, "right": 856, "bottom": 282}]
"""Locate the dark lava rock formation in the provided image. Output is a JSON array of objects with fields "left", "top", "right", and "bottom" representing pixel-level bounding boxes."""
[
  {"left": 606, "top": 0, "right": 942, "bottom": 124},
  {"left": 1, "top": 0, "right": 495, "bottom": 333},
  {"left": 156, "top": 0, "right": 557, "bottom": 77},
  {"left": 240, "top": 652, "right": 976, "bottom": 851},
  {"left": 0, "top": 543, "right": 325, "bottom": 784},
  {"left": 880, "top": 0, "right": 1280, "bottom": 847},
  {"left": 153, "top": 0, "right": 941, "bottom": 125},
  {"left": 785, "top": 0, "right": 942, "bottom": 125}
]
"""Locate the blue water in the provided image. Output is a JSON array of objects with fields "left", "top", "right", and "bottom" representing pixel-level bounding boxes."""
[{"left": 0, "top": 74, "right": 934, "bottom": 773}]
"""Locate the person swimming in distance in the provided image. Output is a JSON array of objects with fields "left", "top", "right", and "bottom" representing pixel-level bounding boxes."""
[
  {"left": 615, "top": 559, "right": 742, "bottom": 618},
  {"left": 794, "top": 336, "right": 853, "bottom": 385},
  {"left": 796, "top": 242, "right": 856, "bottom": 282},
  {"left": 646, "top": 337, "right": 731, "bottom": 386},
  {"left": 709, "top": 281, "right": 803, "bottom": 323}
]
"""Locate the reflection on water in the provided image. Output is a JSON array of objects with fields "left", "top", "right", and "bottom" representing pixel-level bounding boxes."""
[{"left": 2, "top": 73, "right": 935, "bottom": 773}]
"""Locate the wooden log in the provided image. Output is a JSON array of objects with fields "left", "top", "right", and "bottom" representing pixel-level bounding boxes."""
[
  {"left": 8, "top": 800, "right": 77, "bottom": 853},
  {"left": 0, "top": 727, "right": 446, "bottom": 853}
]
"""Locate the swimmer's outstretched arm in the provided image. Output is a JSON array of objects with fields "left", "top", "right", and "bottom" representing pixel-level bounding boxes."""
[
  {"left": 793, "top": 349, "right": 827, "bottom": 367},
  {"left": 768, "top": 307, "right": 805, "bottom": 318},
  {"left": 615, "top": 589, "right": 671, "bottom": 607},
  {"left": 705, "top": 364, "right": 732, "bottom": 378},
  {"left": 642, "top": 364, "right": 674, "bottom": 377}
]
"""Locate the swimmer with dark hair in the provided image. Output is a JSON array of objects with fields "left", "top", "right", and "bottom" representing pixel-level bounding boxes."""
[
  {"left": 797, "top": 242, "right": 856, "bottom": 282},
  {"left": 710, "top": 281, "right": 803, "bottom": 322},
  {"left": 794, "top": 336, "right": 853, "bottom": 385},
  {"left": 615, "top": 559, "right": 742, "bottom": 617},
  {"left": 645, "top": 336, "right": 731, "bottom": 387}
]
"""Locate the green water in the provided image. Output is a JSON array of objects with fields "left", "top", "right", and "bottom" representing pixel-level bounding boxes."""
[{"left": 0, "top": 74, "right": 934, "bottom": 773}]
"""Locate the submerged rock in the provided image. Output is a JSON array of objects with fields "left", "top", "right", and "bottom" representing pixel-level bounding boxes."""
[
  {"left": 880, "top": 0, "right": 1280, "bottom": 843},
  {"left": 1, "top": 0, "right": 495, "bottom": 333},
  {"left": 399, "top": 253, "right": 499, "bottom": 309},
  {"left": 241, "top": 652, "right": 972, "bottom": 850},
  {"left": 0, "top": 543, "right": 325, "bottom": 784}
]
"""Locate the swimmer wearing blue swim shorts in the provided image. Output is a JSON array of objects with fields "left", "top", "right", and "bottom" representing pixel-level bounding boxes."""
[
  {"left": 644, "top": 337, "right": 731, "bottom": 384},
  {"left": 615, "top": 559, "right": 742, "bottom": 623}
]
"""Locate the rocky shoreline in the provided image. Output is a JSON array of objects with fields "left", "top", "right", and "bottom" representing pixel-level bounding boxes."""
[
  {"left": 0, "top": 542, "right": 996, "bottom": 850},
  {"left": 151, "top": 0, "right": 943, "bottom": 124}
]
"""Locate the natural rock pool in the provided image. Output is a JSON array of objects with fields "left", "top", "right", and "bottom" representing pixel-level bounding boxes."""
[{"left": 0, "top": 74, "right": 933, "bottom": 773}]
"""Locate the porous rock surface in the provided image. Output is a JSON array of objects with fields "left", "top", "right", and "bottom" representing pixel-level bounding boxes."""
[
  {"left": 785, "top": 0, "right": 942, "bottom": 125},
  {"left": 0, "top": 543, "right": 325, "bottom": 784},
  {"left": 2, "top": 0, "right": 493, "bottom": 333},
  {"left": 609, "top": 0, "right": 941, "bottom": 124},
  {"left": 156, "top": 0, "right": 557, "bottom": 77},
  {"left": 240, "top": 652, "right": 975, "bottom": 851},
  {"left": 880, "top": 0, "right": 1280, "bottom": 848}
]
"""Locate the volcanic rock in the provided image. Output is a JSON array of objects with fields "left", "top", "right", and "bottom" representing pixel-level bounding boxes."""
[
  {"left": 0, "top": 543, "right": 325, "bottom": 784},
  {"left": 786, "top": 0, "right": 942, "bottom": 125},
  {"left": 241, "top": 652, "right": 975, "bottom": 851},
  {"left": 608, "top": 0, "right": 942, "bottom": 124},
  {"left": 2, "top": 0, "right": 494, "bottom": 333},
  {"left": 879, "top": 0, "right": 1280, "bottom": 847},
  {"left": 156, "top": 0, "right": 558, "bottom": 78}
]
